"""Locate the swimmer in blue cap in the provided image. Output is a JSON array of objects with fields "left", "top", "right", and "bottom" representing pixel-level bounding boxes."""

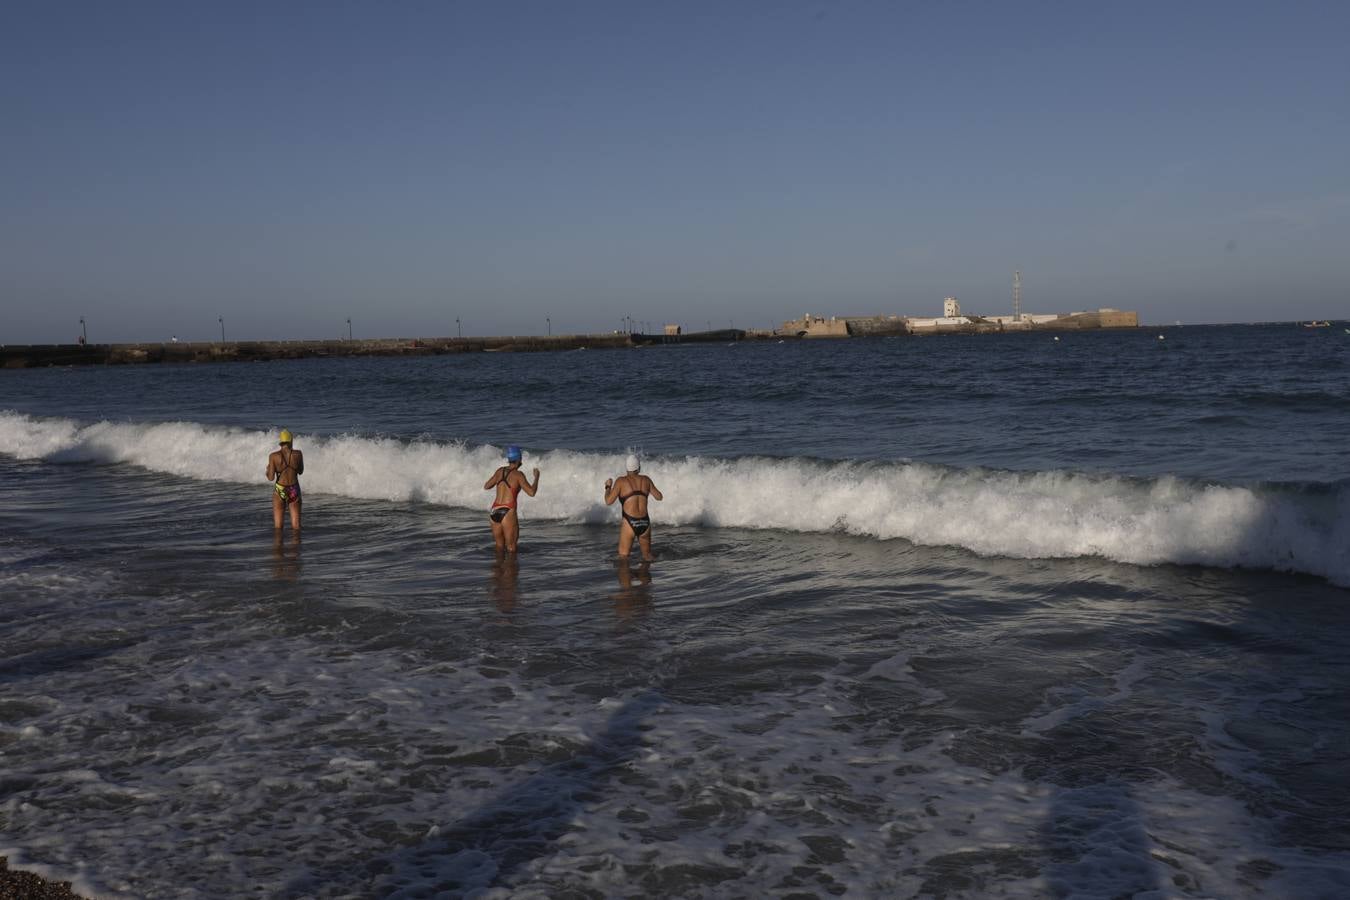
[{"left": 484, "top": 444, "right": 540, "bottom": 554}]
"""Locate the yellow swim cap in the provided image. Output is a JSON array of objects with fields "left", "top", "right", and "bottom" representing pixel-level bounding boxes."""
[{"left": 279, "top": 429, "right": 293, "bottom": 444}]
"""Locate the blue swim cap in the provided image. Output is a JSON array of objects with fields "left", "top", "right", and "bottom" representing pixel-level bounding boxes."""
[{"left": 505, "top": 445, "right": 522, "bottom": 462}]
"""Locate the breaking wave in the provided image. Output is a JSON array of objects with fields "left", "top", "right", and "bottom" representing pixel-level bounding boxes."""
[{"left": 3, "top": 411, "right": 1347, "bottom": 586}]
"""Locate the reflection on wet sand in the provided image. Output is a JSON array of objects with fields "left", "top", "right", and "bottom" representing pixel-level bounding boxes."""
[
  {"left": 271, "top": 532, "right": 302, "bottom": 581},
  {"left": 612, "top": 560, "right": 653, "bottom": 622},
  {"left": 489, "top": 552, "right": 519, "bottom": 613}
]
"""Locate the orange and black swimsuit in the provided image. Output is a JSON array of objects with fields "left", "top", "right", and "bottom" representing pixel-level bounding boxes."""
[{"left": 490, "top": 468, "right": 521, "bottom": 522}]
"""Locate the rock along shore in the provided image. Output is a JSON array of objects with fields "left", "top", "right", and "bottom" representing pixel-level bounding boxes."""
[{"left": 0, "top": 856, "right": 89, "bottom": 899}]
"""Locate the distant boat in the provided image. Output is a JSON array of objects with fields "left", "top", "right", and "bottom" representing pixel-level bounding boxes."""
[{"left": 1303, "top": 321, "right": 1331, "bottom": 328}]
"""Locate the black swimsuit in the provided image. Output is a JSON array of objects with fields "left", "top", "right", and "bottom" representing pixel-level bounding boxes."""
[{"left": 619, "top": 480, "right": 651, "bottom": 536}]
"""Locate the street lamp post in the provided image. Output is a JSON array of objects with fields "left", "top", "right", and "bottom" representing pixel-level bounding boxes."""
[
  {"left": 347, "top": 318, "right": 352, "bottom": 341},
  {"left": 79, "top": 317, "right": 87, "bottom": 344},
  {"left": 456, "top": 317, "right": 461, "bottom": 338},
  {"left": 218, "top": 316, "right": 224, "bottom": 342},
  {"left": 546, "top": 316, "right": 551, "bottom": 336}
]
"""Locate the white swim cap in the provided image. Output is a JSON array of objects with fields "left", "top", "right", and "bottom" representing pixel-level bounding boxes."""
[{"left": 625, "top": 454, "right": 640, "bottom": 472}]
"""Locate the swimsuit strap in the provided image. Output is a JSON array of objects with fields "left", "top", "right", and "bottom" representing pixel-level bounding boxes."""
[{"left": 619, "top": 475, "right": 647, "bottom": 501}]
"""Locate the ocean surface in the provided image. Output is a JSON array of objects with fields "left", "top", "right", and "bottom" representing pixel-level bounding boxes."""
[{"left": 2, "top": 323, "right": 1348, "bottom": 899}]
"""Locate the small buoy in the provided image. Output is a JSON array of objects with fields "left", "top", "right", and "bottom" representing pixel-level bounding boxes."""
[
  {"left": 1158, "top": 334, "right": 1165, "bottom": 340},
  {"left": 1053, "top": 336, "right": 1060, "bottom": 342}
]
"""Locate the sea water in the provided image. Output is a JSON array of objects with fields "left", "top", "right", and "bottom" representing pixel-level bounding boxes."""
[{"left": 1, "top": 324, "right": 1348, "bottom": 898}]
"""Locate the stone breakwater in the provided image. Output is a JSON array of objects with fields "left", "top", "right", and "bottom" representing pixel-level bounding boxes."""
[{"left": 0, "top": 330, "right": 767, "bottom": 368}]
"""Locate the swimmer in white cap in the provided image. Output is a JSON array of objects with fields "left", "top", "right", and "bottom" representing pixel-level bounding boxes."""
[{"left": 604, "top": 453, "right": 663, "bottom": 561}]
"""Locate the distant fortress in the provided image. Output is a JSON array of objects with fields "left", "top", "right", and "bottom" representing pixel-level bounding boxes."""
[{"left": 782, "top": 297, "right": 1138, "bottom": 338}]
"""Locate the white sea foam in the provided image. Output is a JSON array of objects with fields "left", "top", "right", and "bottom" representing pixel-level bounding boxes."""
[{"left": 2, "top": 410, "right": 1347, "bottom": 586}]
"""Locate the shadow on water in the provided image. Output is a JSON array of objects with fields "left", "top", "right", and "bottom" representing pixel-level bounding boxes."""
[
  {"left": 0, "top": 642, "right": 136, "bottom": 685},
  {"left": 1022, "top": 562, "right": 1350, "bottom": 896},
  {"left": 487, "top": 552, "right": 518, "bottom": 613},
  {"left": 611, "top": 559, "right": 653, "bottom": 623},
  {"left": 289, "top": 690, "right": 666, "bottom": 898},
  {"left": 270, "top": 532, "right": 302, "bottom": 582},
  {"left": 1040, "top": 781, "right": 1162, "bottom": 896}
]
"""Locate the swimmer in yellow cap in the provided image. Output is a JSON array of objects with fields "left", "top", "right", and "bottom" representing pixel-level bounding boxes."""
[{"left": 266, "top": 429, "right": 305, "bottom": 532}]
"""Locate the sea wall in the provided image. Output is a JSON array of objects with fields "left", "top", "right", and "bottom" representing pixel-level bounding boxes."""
[
  {"left": 629, "top": 329, "right": 752, "bottom": 345},
  {"left": 839, "top": 315, "right": 909, "bottom": 337},
  {"left": 3, "top": 312, "right": 1142, "bottom": 368},
  {"left": 0, "top": 329, "right": 786, "bottom": 369},
  {"left": 0, "top": 335, "right": 630, "bottom": 368},
  {"left": 780, "top": 316, "right": 850, "bottom": 337},
  {"left": 1039, "top": 310, "right": 1140, "bottom": 330}
]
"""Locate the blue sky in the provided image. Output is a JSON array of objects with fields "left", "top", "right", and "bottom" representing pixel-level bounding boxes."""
[{"left": 3, "top": 1, "right": 1347, "bottom": 342}]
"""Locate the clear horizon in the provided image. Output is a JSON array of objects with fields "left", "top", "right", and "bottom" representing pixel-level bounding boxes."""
[{"left": 4, "top": 1, "right": 1348, "bottom": 344}]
